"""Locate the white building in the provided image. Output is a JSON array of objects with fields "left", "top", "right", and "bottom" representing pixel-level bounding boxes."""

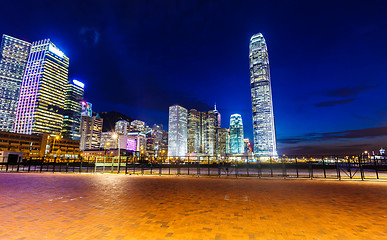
[
  {"left": 80, "top": 115, "right": 103, "bottom": 150},
  {"left": 168, "top": 105, "right": 187, "bottom": 157}
]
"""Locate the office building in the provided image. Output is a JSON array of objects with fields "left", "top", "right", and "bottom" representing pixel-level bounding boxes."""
[
  {"left": 100, "top": 131, "right": 116, "bottom": 149},
  {"left": 129, "top": 120, "right": 147, "bottom": 133},
  {"left": 80, "top": 115, "right": 103, "bottom": 150},
  {"left": 217, "top": 128, "right": 229, "bottom": 156},
  {"left": 0, "top": 35, "right": 31, "bottom": 132},
  {"left": 230, "top": 114, "right": 244, "bottom": 154},
  {"left": 62, "top": 79, "right": 84, "bottom": 140},
  {"left": 146, "top": 124, "right": 164, "bottom": 157},
  {"left": 15, "top": 39, "right": 69, "bottom": 135},
  {"left": 187, "top": 109, "right": 201, "bottom": 153},
  {"left": 249, "top": 33, "right": 277, "bottom": 157},
  {"left": 0, "top": 130, "right": 79, "bottom": 158},
  {"left": 187, "top": 105, "right": 221, "bottom": 156},
  {"left": 115, "top": 120, "right": 129, "bottom": 135},
  {"left": 168, "top": 105, "right": 187, "bottom": 157}
]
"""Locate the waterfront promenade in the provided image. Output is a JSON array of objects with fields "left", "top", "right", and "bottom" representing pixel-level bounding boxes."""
[{"left": 1, "top": 173, "right": 387, "bottom": 239}]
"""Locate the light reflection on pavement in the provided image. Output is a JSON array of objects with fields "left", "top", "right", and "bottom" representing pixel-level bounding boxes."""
[{"left": 0, "top": 173, "right": 386, "bottom": 239}]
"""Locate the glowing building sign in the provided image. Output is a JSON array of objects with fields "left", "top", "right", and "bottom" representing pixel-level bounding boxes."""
[
  {"left": 73, "top": 79, "right": 84, "bottom": 88},
  {"left": 49, "top": 44, "right": 64, "bottom": 58},
  {"left": 81, "top": 101, "right": 92, "bottom": 117},
  {"left": 126, "top": 139, "right": 137, "bottom": 151}
]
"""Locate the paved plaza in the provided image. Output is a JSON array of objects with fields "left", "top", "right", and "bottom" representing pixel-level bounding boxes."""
[{"left": 1, "top": 173, "right": 387, "bottom": 240}]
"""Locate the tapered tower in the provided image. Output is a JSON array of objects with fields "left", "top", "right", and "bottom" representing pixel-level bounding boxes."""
[{"left": 249, "top": 33, "right": 277, "bottom": 157}]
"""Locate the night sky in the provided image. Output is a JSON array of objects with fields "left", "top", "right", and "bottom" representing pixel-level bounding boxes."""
[{"left": 2, "top": 0, "right": 387, "bottom": 155}]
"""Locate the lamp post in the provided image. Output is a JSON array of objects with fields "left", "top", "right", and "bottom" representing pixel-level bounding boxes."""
[
  {"left": 112, "top": 133, "right": 120, "bottom": 173},
  {"left": 51, "top": 135, "right": 60, "bottom": 156}
]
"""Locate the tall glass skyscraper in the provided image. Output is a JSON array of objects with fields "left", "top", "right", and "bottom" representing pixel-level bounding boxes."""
[
  {"left": 0, "top": 35, "right": 31, "bottom": 132},
  {"left": 229, "top": 114, "right": 244, "bottom": 154},
  {"left": 168, "top": 105, "right": 187, "bottom": 157},
  {"left": 249, "top": 33, "right": 277, "bottom": 157},
  {"left": 14, "top": 39, "right": 69, "bottom": 135},
  {"left": 62, "top": 79, "right": 84, "bottom": 140},
  {"left": 187, "top": 109, "right": 201, "bottom": 153},
  {"left": 186, "top": 105, "right": 221, "bottom": 156}
]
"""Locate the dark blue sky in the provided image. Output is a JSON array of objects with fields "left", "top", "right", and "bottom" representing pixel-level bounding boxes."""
[{"left": 2, "top": 0, "right": 387, "bottom": 155}]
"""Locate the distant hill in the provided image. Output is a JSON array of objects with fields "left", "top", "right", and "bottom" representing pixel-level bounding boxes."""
[{"left": 98, "top": 111, "right": 134, "bottom": 132}]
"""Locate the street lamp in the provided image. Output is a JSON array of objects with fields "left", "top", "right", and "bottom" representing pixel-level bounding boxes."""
[
  {"left": 112, "top": 133, "right": 120, "bottom": 173},
  {"left": 51, "top": 135, "right": 61, "bottom": 156}
]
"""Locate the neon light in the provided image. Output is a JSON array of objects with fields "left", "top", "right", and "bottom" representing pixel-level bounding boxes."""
[
  {"left": 72, "top": 79, "right": 84, "bottom": 88},
  {"left": 126, "top": 139, "right": 137, "bottom": 151},
  {"left": 48, "top": 44, "right": 64, "bottom": 58}
]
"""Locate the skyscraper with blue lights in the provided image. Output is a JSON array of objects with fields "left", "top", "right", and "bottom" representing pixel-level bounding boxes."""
[
  {"left": 15, "top": 39, "right": 69, "bottom": 135},
  {"left": 62, "top": 79, "right": 84, "bottom": 140},
  {"left": 249, "top": 33, "right": 277, "bottom": 157},
  {"left": 230, "top": 114, "right": 244, "bottom": 154}
]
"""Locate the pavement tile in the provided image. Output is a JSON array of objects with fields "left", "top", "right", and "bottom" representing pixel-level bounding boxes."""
[{"left": 0, "top": 173, "right": 387, "bottom": 239}]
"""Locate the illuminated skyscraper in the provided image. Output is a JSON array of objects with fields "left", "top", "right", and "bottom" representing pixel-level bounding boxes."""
[
  {"left": 80, "top": 115, "right": 103, "bottom": 150},
  {"left": 15, "top": 39, "right": 69, "bottom": 135},
  {"left": 115, "top": 120, "right": 129, "bottom": 135},
  {"left": 0, "top": 35, "right": 31, "bottom": 132},
  {"left": 230, "top": 114, "right": 244, "bottom": 154},
  {"left": 187, "top": 106, "right": 221, "bottom": 155},
  {"left": 62, "top": 80, "right": 84, "bottom": 140},
  {"left": 187, "top": 109, "right": 201, "bottom": 153},
  {"left": 205, "top": 110, "right": 218, "bottom": 155},
  {"left": 249, "top": 33, "right": 277, "bottom": 157},
  {"left": 168, "top": 105, "right": 187, "bottom": 157},
  {"left": 216, "top": 128, "right": 229, "bottom": 156}
]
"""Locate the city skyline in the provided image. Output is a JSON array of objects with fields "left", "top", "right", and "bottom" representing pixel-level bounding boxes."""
[{"left": 1, "top": 1, "right": 387, "bottom": 154}]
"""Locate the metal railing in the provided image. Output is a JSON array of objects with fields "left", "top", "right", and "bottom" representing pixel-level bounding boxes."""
[{"left": 1, "top": 155, "right": 386, "bottom": 180}]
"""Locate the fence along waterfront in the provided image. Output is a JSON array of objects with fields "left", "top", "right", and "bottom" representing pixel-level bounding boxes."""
[{"left": 1, "top": 155, "right": 386, "bottom": 180}]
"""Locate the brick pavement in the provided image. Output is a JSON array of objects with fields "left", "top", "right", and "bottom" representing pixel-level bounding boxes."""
[{"left": 0, "top": 173, "right": 386, "bottom": 239}]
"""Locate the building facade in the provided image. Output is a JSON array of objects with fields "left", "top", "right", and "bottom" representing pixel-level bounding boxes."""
[
  {"left": 216, "top": 128, "right": 229, "bottom": 156},
  {"left": 0, "top": 35, "right": 31, "bottom": 132},
  {"left": 80, "top": 115, "right": 103, "bottom": 150},
  {"left": 115, "top": 120, "right": 129, "bottom": 135},
  {"left": 0, "top": 130, "right": 79, "bottom": 158},
  {"left": 168, "top": 105, "right": 187, "bottom": 157},
  {"left": 146, "top": 124, "right": 164, "bottom": 157},
  {"left": 187, "top": 106, "right": 221, "bottom": 156},
  {"left": 187, "top": 109, "right": 201, "bottom": 153},
  {"left": 62, "top": 80, "right": 84, "bottom": 140},
  {"left": 249, "top": 33, "right": 277, "bottom": 157},
  {"left": 230, "top": 114, "right": 244, "bottom": 154},
  {"left": 15, "top": 39, "right": 69, "bottom": 135}
]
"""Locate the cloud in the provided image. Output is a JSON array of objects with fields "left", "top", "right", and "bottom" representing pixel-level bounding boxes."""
[
  {"left": 278, "top": 126, "right": 387, "bottom": 155},
  {"left": 278, "top": 126, "right": 387, "bottom": 145},
  {"left": 315, "top": 99, "right": 354, "bottom": 107},
  {"left": 79, "top": 27, "right": 100, "bottom": 46},
  {"left": 325, "top": 85, "right": 375, "bottom": 97}
]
